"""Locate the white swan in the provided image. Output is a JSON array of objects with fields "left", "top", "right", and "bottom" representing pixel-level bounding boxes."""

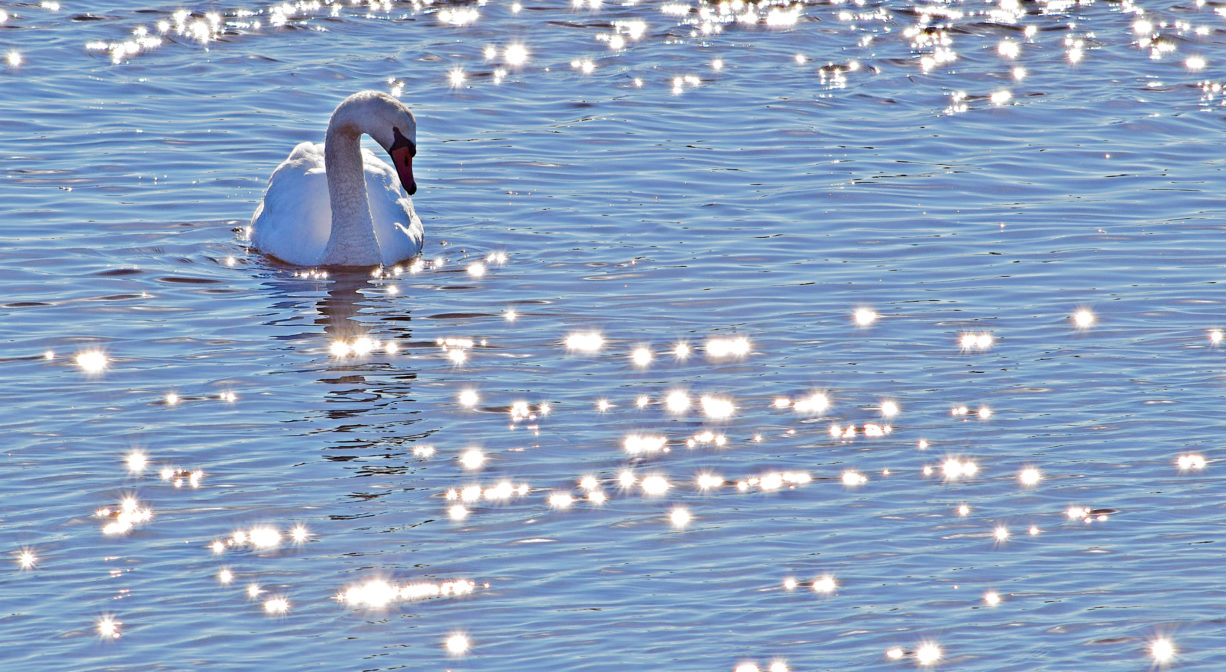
[{"left": 250, "top": 90, "right": 423, "bottom": 267}]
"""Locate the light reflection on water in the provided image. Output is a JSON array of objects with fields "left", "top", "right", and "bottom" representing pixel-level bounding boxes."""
[{"left": 3, "top": 0, "right": 1226, "bottom": 669}]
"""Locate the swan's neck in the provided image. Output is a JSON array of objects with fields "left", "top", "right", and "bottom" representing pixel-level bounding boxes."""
[{"left": 321, "top": 120, "right": 380, "bottom": 266}]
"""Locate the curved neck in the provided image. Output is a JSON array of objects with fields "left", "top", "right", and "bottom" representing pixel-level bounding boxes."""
[{"left": 321, "top": 120, "right": 380, "bottom": 266}]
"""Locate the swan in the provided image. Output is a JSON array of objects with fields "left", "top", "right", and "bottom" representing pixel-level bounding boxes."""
[{"left": 249, "top": 90, "right": 423, "bottom": 267}]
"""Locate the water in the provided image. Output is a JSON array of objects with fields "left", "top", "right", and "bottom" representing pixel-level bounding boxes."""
[{"left": 2, "top": 0, "right": 1224, "bottom": 669}]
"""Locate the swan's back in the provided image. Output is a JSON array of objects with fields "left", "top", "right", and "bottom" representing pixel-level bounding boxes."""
[{"left": 250, "top": 142, "right": 332, "bottom": 266}]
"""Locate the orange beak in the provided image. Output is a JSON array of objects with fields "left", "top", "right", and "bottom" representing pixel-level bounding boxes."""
[{"left": 390, "top": 144, "right": 416, "bottom": 196}]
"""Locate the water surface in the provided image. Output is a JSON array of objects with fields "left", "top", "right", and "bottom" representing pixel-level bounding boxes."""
[{"left": 2, "top": 0, "right": 1224, "bottom": 669}]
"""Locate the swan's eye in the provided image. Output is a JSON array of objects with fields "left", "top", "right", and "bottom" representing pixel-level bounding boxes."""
[{"left": 390, "top": 126, "right": 415, "bottom": 156}]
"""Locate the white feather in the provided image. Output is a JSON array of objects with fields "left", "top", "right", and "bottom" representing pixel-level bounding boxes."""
[{"left": 250, "top": 92, "right": 423, "bottom": 267}]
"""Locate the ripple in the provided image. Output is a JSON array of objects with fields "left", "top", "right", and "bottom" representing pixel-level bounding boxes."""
[{"left": 2, "top": 0, "right": 1224, "bottom": 668}]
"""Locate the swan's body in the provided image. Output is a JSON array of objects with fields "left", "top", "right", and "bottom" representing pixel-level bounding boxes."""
[{"left": 250, "top": 91, "right": 423, "bottom": 267}]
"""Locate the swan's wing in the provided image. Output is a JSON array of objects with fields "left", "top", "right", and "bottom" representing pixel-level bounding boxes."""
[
  {"left": 361, "top": 148, "right": 425, "bottom": 265},
  {"left": 250, "top": 142, "right": 333, "bottom": 266}
]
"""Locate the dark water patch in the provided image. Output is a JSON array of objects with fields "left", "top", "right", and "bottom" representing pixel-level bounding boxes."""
[
  {"left": 91, "top": 267, "right": 143, "bottom": 276},
  {"left": 425, "top": 312, "right": 501, "bottom": 319},
  {"left": 87, "top": 293, "right": 148, "bottom": 301},
  {"left": 155, "top": 275, "right": 224, "bottom": 284}
]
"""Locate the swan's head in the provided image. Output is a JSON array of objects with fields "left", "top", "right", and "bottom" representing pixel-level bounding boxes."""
[
  {"left": 335, "top": 90, "right": 418, "bottom": 196},
  {"left": 366, "top": 94, "right": 417, "bottom": 196}
]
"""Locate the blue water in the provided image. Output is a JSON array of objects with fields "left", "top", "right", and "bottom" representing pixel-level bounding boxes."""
[{"left": 2, "top": 0, "right": 1224, "bottom": 669}]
